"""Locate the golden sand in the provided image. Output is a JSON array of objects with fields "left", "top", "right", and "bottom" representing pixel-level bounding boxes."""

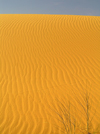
[{"left": 0, "top": 14, "right": 100, "bottom": 134}]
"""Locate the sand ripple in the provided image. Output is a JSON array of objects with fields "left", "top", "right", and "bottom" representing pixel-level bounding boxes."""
[{"left": 0, "top": 14, "right": 100, "bottom": 134}]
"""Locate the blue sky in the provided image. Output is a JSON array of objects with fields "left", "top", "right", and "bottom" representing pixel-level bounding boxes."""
[{"left": 0, "top": 0, "right": 100, "bottom": 16}]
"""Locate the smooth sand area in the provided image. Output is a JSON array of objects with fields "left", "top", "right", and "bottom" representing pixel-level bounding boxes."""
[{"left": 0, "top": 14, "right": 100, "bottom": 134}]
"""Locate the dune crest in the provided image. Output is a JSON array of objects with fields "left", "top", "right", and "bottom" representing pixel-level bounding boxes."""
[{"left": 0, "top": 14, "right": 100, "bottom": 134}]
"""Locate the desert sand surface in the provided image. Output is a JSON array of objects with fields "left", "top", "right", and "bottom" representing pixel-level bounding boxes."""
[{"left": 0, "top": 14, "right": 100, "bottom": 134}]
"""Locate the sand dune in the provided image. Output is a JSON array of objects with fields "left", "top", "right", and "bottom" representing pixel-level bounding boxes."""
[{"left": 0, "top": 14, "right": 100, "bottom": 134}]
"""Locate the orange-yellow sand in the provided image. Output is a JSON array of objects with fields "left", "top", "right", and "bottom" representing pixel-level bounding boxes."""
[{"left": 0, "top": 14, "right": 100, "bottom": 134}]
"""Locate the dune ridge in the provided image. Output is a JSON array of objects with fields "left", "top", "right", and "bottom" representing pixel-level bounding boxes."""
[{"left": 0, "top": 14, "right": 100, "bottom": 134}]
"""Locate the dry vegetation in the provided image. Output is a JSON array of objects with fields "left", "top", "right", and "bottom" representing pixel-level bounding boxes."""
[{"left": 49, "top": 83, "right": 100, "bottom": 134}]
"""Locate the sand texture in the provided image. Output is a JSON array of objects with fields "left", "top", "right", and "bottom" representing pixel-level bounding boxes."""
[{"left": 0, "top": 14, "right": 100, "bottom": 134}]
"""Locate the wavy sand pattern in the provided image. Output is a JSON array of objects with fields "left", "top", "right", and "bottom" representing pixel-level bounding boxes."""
[{"left": 0, "top": 14, "right": 100, "bottom": 134}]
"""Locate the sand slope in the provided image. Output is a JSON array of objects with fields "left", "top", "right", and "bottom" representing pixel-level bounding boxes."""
[{"left": 0, "top": 14, "right": 100, "bottom": 134}]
